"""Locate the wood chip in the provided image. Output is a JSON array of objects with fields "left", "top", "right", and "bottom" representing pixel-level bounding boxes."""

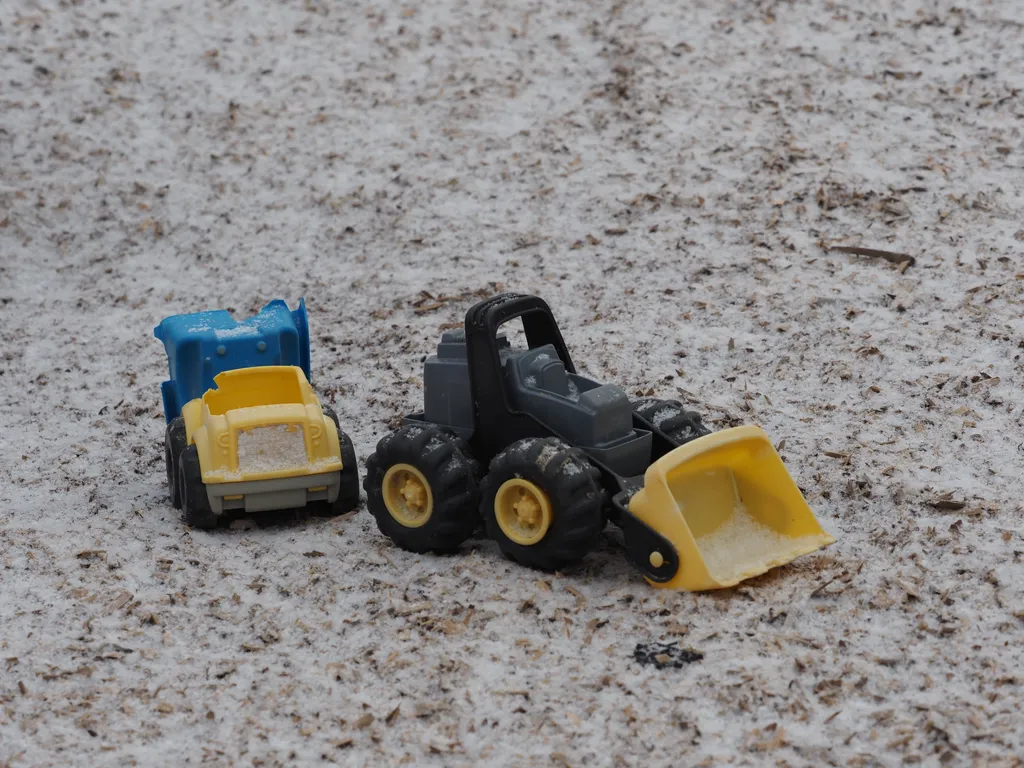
[
  {"left": 392, "top": 601, "right": 431, "bottom": 616},
  {"left": 103, "top": 590, "right": 133, "bottom": 615},
  {"left": 565, "top": 585, "right": 586, "bottom": 609},
  {"left": 413, "top": 302, "right": 444, "bottom": 314},
  {"left": 810, "top": 574, "right": 841, "bottom": 598},
  {"left": 929, "top": 498, "right": 966, "bottom": 511},
  {"left": 510, "top": 239, "right": 541, "bottom": 251},
  {"left": 829, "top": 245, "right": 916, "bottom": 268},
  {"left": 75, "top": 550, "right": 107, "bottom": 561}
]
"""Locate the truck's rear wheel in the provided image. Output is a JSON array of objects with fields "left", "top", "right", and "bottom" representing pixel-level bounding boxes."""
[
  {"left": 178, "top": 444, "right": 219, "bottom": 530},
  {"left": 364, "top": 424, "right": 478, "bottom": 553},
  {"left": 480, "top": 437, "right": 606, "bottom": 571},
  {"left": 320, "top": 407, "right": 360, "bottom": 516},
  {"left": 631, "top": 398, "right": 709, "bottom": 446},
  {"left": 164, "top": 417, "right": 187, "bottom": 509}
]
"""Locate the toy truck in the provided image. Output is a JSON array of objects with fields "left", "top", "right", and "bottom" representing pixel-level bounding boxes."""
[
  {"left": 155, "top": 300, "right": 358, "bottom": 527},
  {"left": 364, "top": 293, "right": 834, "bottom": 591}
]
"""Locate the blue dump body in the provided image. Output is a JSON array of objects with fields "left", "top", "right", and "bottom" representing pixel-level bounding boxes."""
[{"left": 154, "top": 298, "right": 311, "bottom": 422}]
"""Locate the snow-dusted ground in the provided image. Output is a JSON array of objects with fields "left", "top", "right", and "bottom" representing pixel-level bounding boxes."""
[{"left": 2, "top": 0, "right": 1023, "bottom": 764}]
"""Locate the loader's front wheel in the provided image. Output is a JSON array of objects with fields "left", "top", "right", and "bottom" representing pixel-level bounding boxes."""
[
  {"left": 631, "top": 398, "right": 710, "bottom": 446},
  {"left": 179, "top": 444, "right": 218, "bottom": 530},
  {"left": 164, "top": 417, "right": 187, "bottom": 509},
  {"left": 494, "top": 479, "right": 553, "bottom": 546},
  {"left": 481, "top": 438, "right": 606, "bottom": 571},
  {"left": 364, "top": 424, "right": 479, "bottom": 553},
  {"left": 320, "top": 407, "right": 360, "bottom": 516}
]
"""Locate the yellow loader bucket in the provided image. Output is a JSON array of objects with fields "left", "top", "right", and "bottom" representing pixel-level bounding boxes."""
[{"left": 629, "top": 426, "right": 834, "bottom": 590}]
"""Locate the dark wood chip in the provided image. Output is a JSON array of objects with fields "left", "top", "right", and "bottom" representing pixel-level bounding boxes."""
[{"left": 829, "top": 245, "right": 916, "bottom": 267}]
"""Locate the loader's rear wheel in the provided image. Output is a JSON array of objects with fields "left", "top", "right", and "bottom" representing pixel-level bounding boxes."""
[
  {"left": 164, "top": 417, "right": 187, "bottom": 509},
  {"left": 319, "top": 406, "right": 360, "bottom": 516},
  {"left": 481, "top": 438, "right": 606, "bottom": 571},
  {"left": 364, "top": 424, "right": 479, "bottom": 553},
  {"left": 179, "top": 444, "right": 219, "bottom": 530},
  {"left": 631, "top": 398, "right": 709, "bottom": 446}
]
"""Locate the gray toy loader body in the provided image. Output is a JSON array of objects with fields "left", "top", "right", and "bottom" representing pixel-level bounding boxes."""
[{"left": 417, "top": 330, "right": 653, "bottom": 477}]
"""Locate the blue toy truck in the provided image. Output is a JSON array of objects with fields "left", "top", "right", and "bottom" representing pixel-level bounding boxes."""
[{"left": 154, "top": 298, "right": 311, "bottom": 422}]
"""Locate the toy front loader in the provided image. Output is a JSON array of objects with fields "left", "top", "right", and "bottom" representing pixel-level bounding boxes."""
[{"left": 364, "top": 292, "right": 834, "bottom": 590}]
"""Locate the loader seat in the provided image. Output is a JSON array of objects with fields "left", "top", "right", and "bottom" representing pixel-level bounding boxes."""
[
  {"left": 506, "top": 344, "right": 640, "bottom": 457},
  {"left": 514, "top": 346, "right": 571, "bottom": 396}
]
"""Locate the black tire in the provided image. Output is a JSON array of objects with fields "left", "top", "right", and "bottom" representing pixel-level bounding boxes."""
[
  {"left": 178, "top": 444, "right": 219, "bottom": 530},
  {"left": 363, "top": 423, "right": 479, "bottom": 553},
  {"left": 480, "top": 437, "right": 606, "bottom": 571},
  {"left": 631, "top": 397, "right": 710, "bottom": 446},
  {"left": 319, "top": 407, "right": 360, "bottom": 516},
  {"left": 164, "top": 417, "right": 187, "bottom": 509}
]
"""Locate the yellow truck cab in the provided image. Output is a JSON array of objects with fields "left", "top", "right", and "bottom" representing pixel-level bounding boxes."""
[{"left": 166, "top": 366, "right": 359, "bottom": 527}]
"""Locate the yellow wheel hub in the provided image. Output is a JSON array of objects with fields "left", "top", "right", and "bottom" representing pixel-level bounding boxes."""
[
  {"left": 382, "top": 463, "right": 433, "bottom": 528},
  {"left": 494, "top": 478, "right": 552, "bottom": 546}
]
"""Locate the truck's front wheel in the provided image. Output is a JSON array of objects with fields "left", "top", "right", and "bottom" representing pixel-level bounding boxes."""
[
  {"left": 178, "top": 445, "right": 218, "bottom": 530},
  {"left": 164, "top": 417, "right": 187, "bottom": 509}
]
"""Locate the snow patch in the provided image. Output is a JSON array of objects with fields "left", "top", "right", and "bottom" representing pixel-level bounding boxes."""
[
  {"left": 236, "top": 424, "right": 308, "bottom": 474},
  {"left": 560, "top": 458, "right": 583, "bottom": 476},
  {"left": 214, "top": 324, "right": 261, "bottom": 339},
  {"left": 651, "top": 406, "right": 679, "bottom": 428},
  {"left": 534, "top": 442, "right": 560, "bottom": 472},
  {"left": 695, "top": 503, "right": 830, "bottom": 586},
  {"left": 565, "top": 378, "right": 580, "bottom": 402}
]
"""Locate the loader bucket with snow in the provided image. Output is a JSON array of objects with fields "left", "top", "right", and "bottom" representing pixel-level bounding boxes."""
[{"left": 628, "top": 425, "right": 835, "bottom": 591}]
